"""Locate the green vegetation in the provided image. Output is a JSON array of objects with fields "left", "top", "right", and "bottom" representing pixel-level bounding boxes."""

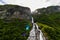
[
  {"left": 0, "top": 4, "right": 31, "bottom": 40},
  {"left": 0, "top": 4, "right": 60, "bottom": 40},
  {"left": 33, "top": 12, "right": 60, "bottom": 40},
  {"left": 0, "top": 19, "right": 32, "bottom": 40}
]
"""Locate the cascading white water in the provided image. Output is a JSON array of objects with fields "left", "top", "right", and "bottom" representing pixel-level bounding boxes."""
[
  {"left": 35, "top": 23, "right": 46, "bottom": 40},
  {"left": 27, "top": 17, "right": 46, "bottom": 40}
]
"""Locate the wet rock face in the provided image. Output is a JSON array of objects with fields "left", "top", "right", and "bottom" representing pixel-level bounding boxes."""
[{"left": 0, "top": 4, "right": 31, "bottom": 20}]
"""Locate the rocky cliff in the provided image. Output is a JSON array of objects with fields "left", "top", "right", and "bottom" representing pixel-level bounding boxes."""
[
  {"left": 0, "top": 4, "right": 31, "bottom": 20},
  {"left": 33, "top": 6, "right": 60, "bottom": 14}
]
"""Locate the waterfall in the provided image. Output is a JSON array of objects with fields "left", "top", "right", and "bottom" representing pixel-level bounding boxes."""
[
  {"left": 35, "top": 23, "right": 46, "bottom": 40},
  {"left": 27, "top": 17, "right": 46, "bottom": 40}
]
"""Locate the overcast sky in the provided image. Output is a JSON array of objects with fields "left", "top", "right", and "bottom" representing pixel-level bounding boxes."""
[{"left": 0, "top": 0, "right": 60, "bottom": 11}]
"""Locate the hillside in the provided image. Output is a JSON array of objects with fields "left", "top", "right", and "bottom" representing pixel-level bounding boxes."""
[
  {"left": 33, "top": 6, "right": 60, "bottom": 40},
  {"left": 0, "top": 4, "right": 60, "bottom": 40},
  {"left": 0, "top": 4, "right": 32, "bottom": 40},
  {"left": 0, "top": 4, "right": 31, "bottom": 20},
  {"left": 34, "top": 6, "right": 60, "bottom": 14}
]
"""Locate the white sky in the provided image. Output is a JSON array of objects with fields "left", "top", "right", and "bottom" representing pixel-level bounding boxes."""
[{"left": 0, "top": 0, "right": 60, "bottom": 11}]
